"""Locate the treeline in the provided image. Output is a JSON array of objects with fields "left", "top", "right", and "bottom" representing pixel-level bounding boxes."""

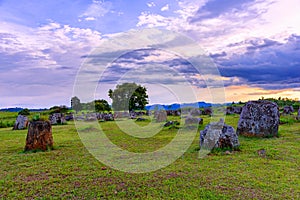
[
  {"left": 71, "top": 82, "right": 149, "bottom": 112},
  {"left": 259, "top": 97, "right": 300, "bottom": 110},
  {"left": 71, "top": 97, "right": 111, "bottom": 112}
]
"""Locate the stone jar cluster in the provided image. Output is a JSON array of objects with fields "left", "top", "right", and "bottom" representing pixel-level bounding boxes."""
[{"left": 200, "top": 100, "right": 280, "bottom": 151}]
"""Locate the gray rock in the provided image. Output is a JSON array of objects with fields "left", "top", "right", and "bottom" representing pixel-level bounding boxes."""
[
  {"left": 297, "top": 108, "right": 300, "bottom": 120},
  {"left": 190, "top": 108, "right": 202, "bottom": 116},
  {"left": 282, "top": 105, "right": 294, "bottom": 115},
  {"left": 65, "top": 114, "right": 74, "bottom": 121},
  {"left": 200, "top": 119, "right": 239, "bottom": 149},
  {"left": 185, "top": 117, "right": 203, "bottom": 125},
  {"left": 166, "top": 110, "right": 181, "bottom": 116},
  {"left": 85, "top": 113, "right": 97, "bottom": 121},
  {"left": 226, "top": 106, "right": 243, "bottom": 115},
  {"left": 12, "top": 115, "right": 29, "bottom": 130},
  {"left": 136, "top": 118, "right": 147, "bottom": 122},
  {"left": 203, "top": 107, "right": 212, "bottom": 115},
  {"left": 154, "top": 110, "right": 167, "bottom": 122},
  {"left": 49, "top": 113, "right": 66, "bottom": 125},
  {"left": 164, "top": 121, "right": 180, "bottom": 127},
  {"left": 236, "top": 100, "right": 279, "bottom": 137}
]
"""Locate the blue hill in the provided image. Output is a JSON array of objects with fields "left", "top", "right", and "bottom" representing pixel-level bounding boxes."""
[
  {"left": 0, "top": 107, "right": 48, "bottom": 112},
  {"left": 145, "top": 102, "right": 212, "bottom": 111}
]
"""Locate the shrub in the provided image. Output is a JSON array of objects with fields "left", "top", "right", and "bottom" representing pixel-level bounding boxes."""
[
  {"left": 18, "top": 108, "right": 30, "bottom": 116},
  {"left": 0, "top": 120, "right": 14, "bottom": 128}
]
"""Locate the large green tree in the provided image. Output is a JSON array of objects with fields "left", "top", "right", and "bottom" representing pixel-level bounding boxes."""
[{"left": 108, "top": 83, "right": 148, "bottom": 111}]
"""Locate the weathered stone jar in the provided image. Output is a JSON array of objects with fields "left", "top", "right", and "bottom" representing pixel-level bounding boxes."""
[
  {"left": 236, "top": 100, "right": 279, "bottom": 137},
  {"left": 24, "top": 120, "right": 53, "bottom": 151}
]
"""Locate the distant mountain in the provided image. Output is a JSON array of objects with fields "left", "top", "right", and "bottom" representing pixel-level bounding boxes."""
[
  {"left": 145, "top": 101, "right": 212, "bottom": 111},
  {"left": 0, "top": 107, "right": 23, "bottom": 112},
  {"left": 0, "top": 107, "right": 48, "bottom": 112}
]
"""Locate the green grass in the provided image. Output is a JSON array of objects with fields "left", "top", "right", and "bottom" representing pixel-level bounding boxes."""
[
  {"left": 0, "top": 114, "right": 299, "bottom": 199},
  {"left": 0, "top": 112, "right": 18, "bottom": 128}
]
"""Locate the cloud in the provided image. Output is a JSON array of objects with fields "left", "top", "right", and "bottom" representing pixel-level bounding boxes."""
[
  {"left": 84, "top": 17, "right": 96, "bottom": 21},
  {"left": 135, "top": 0, "right": 300, "bottom": 96},
  {"left": 98, "top": 49, "right": 197, "bottom": 84},
  {"left": 224, "top": 85, "right": 300, "bottom": 102},
  {"left": 246, "top": 38, "right": 281, "bottom": 50},
  {"left": 161, "top": 4, "right": 169, "bottom": 12},
  {"left": 209, "top": 51, "right": 227, "bottom": 58},
  {"left": 147, "top": 2, "right": 156, "bottom": 8},
  {"left": 80, "top": 0, "right": 112, "bottom": 21},
  {"left": 191, "top": 0, "right": 256, "bottom": 21},
  {"left": 218, "top": 34, "right": 300, "bottom": 90},
  {"left": 137, "top": 12, "right": 171, "bottom": 28},
  {"left": 0, "top": 21, "right": 102, "bottom": 70},
  {"left": 0, "top": 21, "right": 104, "bottom": 107},
  {"left": 137, "top": 0, "right": 300, "bottom": 55}
]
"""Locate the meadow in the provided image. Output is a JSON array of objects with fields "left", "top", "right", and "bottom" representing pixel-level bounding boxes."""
[{"left": 0, "top": 113, "right": 299, "bottom": 199}]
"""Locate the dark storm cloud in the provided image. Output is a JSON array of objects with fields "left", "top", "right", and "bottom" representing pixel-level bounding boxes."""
[
  {"left": 190, "top": 0, "right": 256, "bottom": 22},
  {"left": 247, "top": 38, "right": 281, "bottom": 50},
  {"left": 218, "top": 34, "right": 300, "bottom": 90},
  {"left": 210, "top": 51, "right": 227, "bottom": 58}
]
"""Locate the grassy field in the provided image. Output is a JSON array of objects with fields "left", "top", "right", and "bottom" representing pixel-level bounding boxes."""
[{"left": 0, "top": 114, "right": 299, "bottom": 199}]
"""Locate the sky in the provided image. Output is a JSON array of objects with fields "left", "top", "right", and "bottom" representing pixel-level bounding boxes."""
[{"left": 0, "top": 0, "right": 300, "bottom": 108}]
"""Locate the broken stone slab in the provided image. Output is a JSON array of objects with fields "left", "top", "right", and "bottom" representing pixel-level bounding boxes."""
[
  {"left": 12, "top": 115, "right": 29, "bottom": 130},
  {"left": 200, "top": 119, "right": 240, "bottom": 150}
]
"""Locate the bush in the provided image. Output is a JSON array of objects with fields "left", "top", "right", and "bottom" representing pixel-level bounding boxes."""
[
  {"left": 18, "top": 108, "right": 30, "bottom": 116},
  {"left": 0, "top": 120, "right": 14, "bottom": 128},
  {"left": 32, "top": 114, "right": 40, "bottom": 121}
]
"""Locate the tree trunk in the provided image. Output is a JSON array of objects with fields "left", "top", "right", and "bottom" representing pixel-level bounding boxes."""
[{"left": 24, "top": 121, "right": 53, "bottom": 151}]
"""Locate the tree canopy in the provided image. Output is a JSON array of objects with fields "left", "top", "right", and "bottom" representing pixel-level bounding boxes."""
[
  {"left": 71, "top": 96, "right": 111, "bottom": 112},
  {"left": 49, "top": 105, "right": 69, "bottom": 114},
  {"left": 18, "top": 108, "right": 30, "bottom": 116},
  {"left": 94, "top": 99, "right": 111, "bottom": 112},
  {"left": 108, "top": 82, "right": 148, "bottom": 111}
]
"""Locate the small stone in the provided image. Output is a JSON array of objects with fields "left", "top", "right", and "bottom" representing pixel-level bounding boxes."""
[
  {"left": 225, "top": 150, "right": 232, "bottom": 155},
  {"left": 257, "top": 149, "right": 266, "bottom": 158}
]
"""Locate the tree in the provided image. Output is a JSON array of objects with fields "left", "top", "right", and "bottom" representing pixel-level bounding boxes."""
[
  {"left": 108, "top": 83, "right": 148, "bottom": 111},
  {"left": 82, "top": 102, "right": 94, "bottom": 111},
  {"left": 94, "top": 99, "right": 111, "bottom": 112},
  {"left": 71, "top": 96, "right": 82, "bottom": 112},
  {"left": 49, "top": 105, "right": 69, "bottom": 114},
  {"left": 18, "top": 108, "right": 30, "bottom": 116}
]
